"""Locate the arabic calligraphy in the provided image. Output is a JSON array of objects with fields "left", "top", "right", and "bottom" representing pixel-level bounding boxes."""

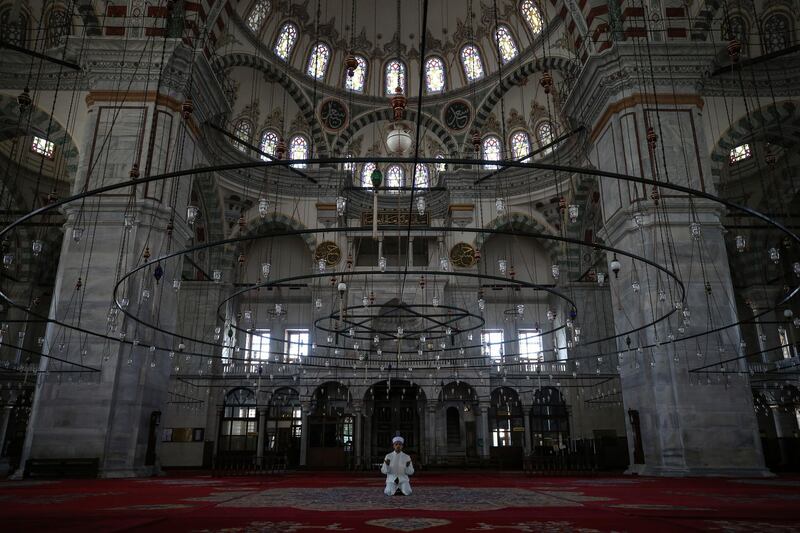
[
  {"left": 443, "top": 101, "right": 471, "bottom": 131},
  {"left": 361, "top": 211, "right": 430, "bottom": 227},
  {"left": 319, "top": 99, "right": 348, "bottom": 131}
]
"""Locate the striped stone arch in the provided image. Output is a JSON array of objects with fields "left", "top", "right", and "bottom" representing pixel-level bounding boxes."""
[
  {"left": 0, "top": 93, "right": 80, "bottom": 178},
  {"left": 239, "top": 212, "right": 317, "bottom": 253},
  {"left": 709, "top": 100, "right": 800, "bottom": 185},
  {"left": 475, "top": 212, "right": 560, "bottom": 262},
  {"left": 689, "top": 0, "right": 725, "bottom": 41},
  {"left": 211, "top": 53, "right": 329, "bottom": 158},
  {"left": 332, "top": 108, "right": 459, "bottom": 156},
  {"left": 468, "top": 56, "right": 582, "bottom": 152}
]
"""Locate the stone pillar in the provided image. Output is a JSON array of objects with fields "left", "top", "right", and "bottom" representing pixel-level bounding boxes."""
[
  {"left": 573, "top": 65, "right": 768, "bottom": 475},
  {"left": 479, "top": 402, "right": 490, "bottom": 458},
  {"left": 14, "top": 38, "right": 229, "bottom": 478},
  {"left": 256, "top": 409, "right": 267, "bottom": 466},
  {"left": 299, "top": 402, "right": 309, "bottom": 467},
  {"left": 212, "top": 407, "right": 224, "bottom": 460},
  {"left": 0, "top": 406, "right": 12, "bottom": 457},
  {"left": 353, "top": 403, "right": 362, "bottom": 469},
  {"left": 522, "top": 406, "right": 532, "bottom": 455},
  {"left": 363, "top": 408, "right": 372, "bottom": 466},
  {"left": 427, "top": 404, "right": 437, "bottom": 462}
]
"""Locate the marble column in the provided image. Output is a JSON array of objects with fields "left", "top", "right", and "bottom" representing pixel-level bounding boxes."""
[
  {"left": 522, "top": 406, "right": 532, "bottom": 455},
  {"left": 13, "top": 38, "right": 228, "bottom": 478},
  {"left": 353, "top": 403, "right": 362, "bottom": 469},
  {"left": 256, "top": 409, "right": 267, "bottom": 466},
  {"left": 299, "top": 402, "right": 309, "bottom": 467},
  {"left": 479, "top": 402, "right": 490, "bottom": 458},
  {"left": 427, "top": 404, "right": 437, "bottom": 462}
]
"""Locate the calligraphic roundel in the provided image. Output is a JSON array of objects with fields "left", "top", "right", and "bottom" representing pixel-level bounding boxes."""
[
  {"left": 443, "top": 100, "right": 471, "bottom": 132},
  {"left": 318, "top": 98, "right": 349, "bottom": 131}
]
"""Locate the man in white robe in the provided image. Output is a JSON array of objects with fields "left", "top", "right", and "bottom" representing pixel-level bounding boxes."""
[{"left": 381, "top": 435, "right": 414, "bottom": 496}]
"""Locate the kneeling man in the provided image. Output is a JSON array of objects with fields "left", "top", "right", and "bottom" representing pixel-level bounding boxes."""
[{"left": 381, "top": 435, "right": 414, "bottom": 496}]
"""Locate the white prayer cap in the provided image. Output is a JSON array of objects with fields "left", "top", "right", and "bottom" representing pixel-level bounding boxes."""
[{"left": 392, "top": 435, "right": 404, "bottom": 445}]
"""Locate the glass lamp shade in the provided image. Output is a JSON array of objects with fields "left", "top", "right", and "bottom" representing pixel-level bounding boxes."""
[{"left": 386, "top": 125, "right": 413, "bottom": 155}]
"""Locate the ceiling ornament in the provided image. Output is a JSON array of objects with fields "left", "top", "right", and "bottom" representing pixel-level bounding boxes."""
[
  {"left": 450, "top": 243, "right": 478, "bottom": 268},
  {"left": 314, "top": 241, "right": 342, "bottom": 267}
]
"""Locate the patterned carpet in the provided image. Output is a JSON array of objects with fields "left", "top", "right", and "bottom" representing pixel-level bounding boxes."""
[{"left": 0, "top": 472, "right": 799, "bottom": 532}]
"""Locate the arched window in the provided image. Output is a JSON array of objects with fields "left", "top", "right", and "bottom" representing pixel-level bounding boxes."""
[
  {"left": 510, "top": 130, "right": 531, "bottom": 160},
  {"left": 414, "top": 164, "right": 430, "bottom": 188},
  {"left": 460, "top": 44, "right": 485, "bottom": 82},
  {"left": 274, "top": 22, "right": 298, "bottom": 61},
  {"left": 0, "top": 8, "right": 28, "bottom": 46},
  {"left": 722, "top": 15, "right": 747, "bottom": 45},
  {"left": 435, "top": 153, "right": 446, "bottom": 172},
  {"left": 385, "top": 59, "right": 406, "bottom": 95},
  {"left": 360, "top": 162, "right": 376, "bottom": 187},
  {"left": 246, "top": 0, "right": 271, "bottom": 32},
  {"left": 536, "top": 121, "right": 555, "bottom": 154},
  {"left": 259, "top": 129, "right": 279, "bottom": 160},
  {"left": 763, "top": 14, "right": 791, "bottom": 54},
  {"left": 219, "top": 388, "right": 258, "bottom": 456},
  {"left": 494, "top": 25, "right": 519, "bottom": 64},
  {"left": 289, "top": 135, "right": 309, "bottom": 168},
  {"left": 345, "top": 55, "right": 368, "bottom": 92},
  {"left": 233, "top": 119, "right": 253, "bottom": 152},
  {"left": 45, "top": 8, "right": 70, "bottom": 48},
  {"left": 307, "top": 42, "right": 331, "bottom": 79},
  {"left": 482, "top": 136, "right": 502, "bottom": 169},
  {"left": 424, "top": 56, "right": 446, "bottom": 93},
  {"left": 385, "top": 164, "right": 404, "bottom": 193},
  {"left": 521, "top": 0, "right": 543, "bottom": 36}
]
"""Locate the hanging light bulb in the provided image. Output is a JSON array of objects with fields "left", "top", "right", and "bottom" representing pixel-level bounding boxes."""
[
  {"left": 689, "top": 222, "right": 701, "bottom": 240},
  {"left": 397, "top": 326, "right": 404, "bottom": 337},
  {"left": 478, "top": 297, "right": 485, "bottom": 311},
  {"left": 658, "top": 289, "right": 666, "bottom": 302},
  {"left": 439, "top": 256, "right": 450, "bottom": 271},
  {"left": 547, "top": 309, "right": 555, "bottom": 321},
  {"left": 31, "top": 240, "right": 43, "bottom": 257},
  {"left": 416, "top": 196, "right": 426, "bottom": 215},
  {"left": 432, "top": 295, "right": 440, "bottom": 307},
  {"left": 568, "top": 204, "right": 579, "bottom": 223},
  {"left": 551, "top": 264, "right": 560, "bottom": 280},
  {"left": 735, "top": 235, "right": 746, "bottom": 253},
  {"left": 2, "top": 254, "right": 13, "bottom": 268},
  {"left": 631, "top": 279, "right": 640, "bottom": 293},
  {"left": 172, "top": 279, "right": 181, "bottom": 292},
  {"left": 261, "top": 262, "right": 271, "bottom": 279},
  {"left": 258, "top": 197, "right": 269, "bottom": 218},
  {"left": 186, "top": 205, "right": 200, "bottom": 225},
  {"left": 632, "top": 213, "right": 643, "bottom": 227},
  {"left": 498, "top": 258, "right": 507, "bottom": 274},
  {"left": 610, "top": 255, "right": 621, "bottom": 278},
  {"left": 378, "top": 256, "right": 387, "bottom": 272},
  {"left": 362, "top": 295, "right": 369, "bottom": 307},
  {"left": 597, "top": 272, "right": 605, "bottom": 286},
  {"left": 212, "top": 270, "right": 222, "bottom": 283},
  {"left": 336, "top": 196, "right": 347, "bottom": 216},
  {"left": 516, "top": 304, "right": 525, "bottom": 316},
  {"left": 495, "top": 197, "right": 505, "bottom": 215},
  {"left": 793, "top": 262, "right": 800, "bottom": 277},
  {"left": 315, "top": 297, "right": 323, "bottom": 310},
  {"left": 72, "top": 227, "right": 84, "bottom": 242},
  {"left": 318, "top": 259, "right": 326, "bottom": 273},
  {"left": 769, "top": 247, "right": 780, "bottom": 264},
  {"left": 275, "top": 303, "right": 283, "bottom": 315}
]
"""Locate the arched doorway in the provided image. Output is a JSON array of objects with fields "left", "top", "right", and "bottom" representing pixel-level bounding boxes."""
[
  {"left": 366, "top": 380, "right": 424, "bottom": 467},
  {"left": 531, "top": 387, "right": 570, "bottom": 453},
  {"left": 307, "top": 382, "right": 352, "bottom": 469},
  {"left": 265, "top": 387, "right": 302, "bottom": 468},
  {"left": 489, "top": 386, "right": 524, "bottom": 468},
  {"left": 437, "top": 381, "right": 479, "bottom": 463},
  {"left": 217, "top": 388, "right": 257, "bottom": 467}
]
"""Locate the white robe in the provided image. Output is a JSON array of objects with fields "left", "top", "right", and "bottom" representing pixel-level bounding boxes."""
[{"left": 381, "top": 450, "right": 414, "bottom": 495}]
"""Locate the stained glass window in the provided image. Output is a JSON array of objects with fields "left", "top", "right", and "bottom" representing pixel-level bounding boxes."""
[
  {"left": 345, "top": 55, "right": 368, "bottom": 92},
  {"left": 536, "top": 121, "right": 555, "bottom": 154},
  {"left": 722, "top": 16, "right": 747, "bottom": 44},
  {"left": 385, "top": 59, "right": 406, "bottom": 95},
  {"left": 259, "top": 129, "right": 279, "bottom": 160},
  {"left": 233, "top": 120, "right": 253, "bottom": 152},
  {"left": 763, "top": 14, "right": 790, "bottom": 53},
  {"left": 460, "top": 44, "right": 485, "bottom": 82},
  {"left": 414, "top": 164, "right": 430, "bottom": 188},
  {"left": 435, "top": 153, "right": 446, "bottom": 172},
  {"left": 482, "top": 136, "right": 502, "bottom": 169},
  {"left": 0, "top": 8, "right": 28, "bottom": 46},
  {"left": 494, "top": 25, "right": 518, "bottom": 64},
  {"left": 510, "top": 130, "right": 531, "bottom": 160},
  {"left": 361, "top": 162, "right": 376, "bottom": 187},
  {"left": 289, "top": 135, "right": 309, "bottom": 168},
  {"left": 45, "top": 8, "right": 70, "bottom": 47},
  {"left": 521, "top": 1, "right": 543, "bottom": 36},
  {"left": 424, "top": 56, "right": 446, "bottom": 93},
  {"left": 274, "top": 22, "right": 298, "bottom": 61},
  {"left": 729, "top": 143, "right": 752, "bottom": 164},
  {"left": 246, "top": 0, "right": 271, "bottom": 32},
  {"left": 307, "top": 42, "right": 331, "bottom": 79},
  {"left": 31, "top": 136, "right": 55, "bottom": 159},
  {"left": 386, "top": 164, "right": 404, "bottom": 193}
]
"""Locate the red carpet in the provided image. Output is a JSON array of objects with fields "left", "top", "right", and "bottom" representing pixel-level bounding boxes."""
[{"left": 1, "top": 472, "right": 799, "bottom": 532}]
